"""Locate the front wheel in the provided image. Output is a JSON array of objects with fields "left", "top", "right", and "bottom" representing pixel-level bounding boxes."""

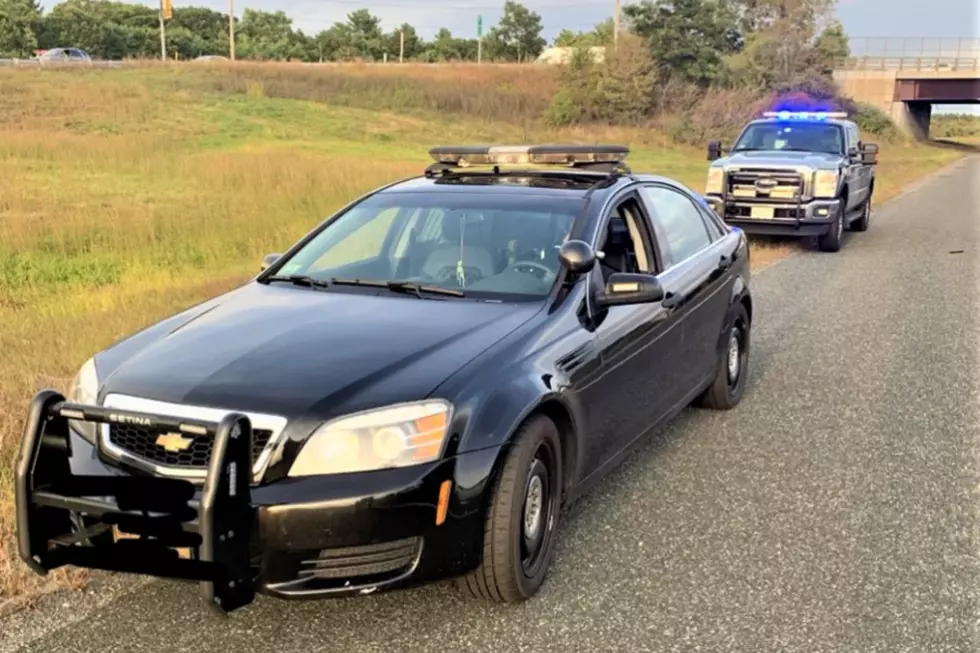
[
  {"left": 850, "top": 194, "right": 871, "bottom": 232},
  {"left": 456, "top": 414, "right": 563, "bottom": 603},
  {"left": 817, "top": 204, "right": 844, "bottom": 252},
  {"left": 695, "top": 302, "right": 751, "bottom": 410}
]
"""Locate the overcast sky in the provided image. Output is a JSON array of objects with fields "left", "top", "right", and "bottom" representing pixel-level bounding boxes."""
[{"left": 91, "top": 0, "right": 977, "bottom": 43}]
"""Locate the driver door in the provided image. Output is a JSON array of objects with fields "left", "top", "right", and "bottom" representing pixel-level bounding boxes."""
[{"left": 581, "top": 192, "right": 686, "bottom": 466}]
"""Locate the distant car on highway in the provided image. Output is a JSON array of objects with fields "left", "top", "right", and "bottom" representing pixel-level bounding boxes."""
[
  {"left": 16, "top": 144, "right": 754, "bottom": 614},
  {"left": 36, "top": 47, "right": 92, "bottom": 63},
  {"left": 703, "top": 111, "right": 879, "bottom": 252}
]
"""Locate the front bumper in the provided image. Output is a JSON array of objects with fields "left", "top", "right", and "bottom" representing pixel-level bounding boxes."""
[
  {"left": 706, "top": 196, "right": 841, "bottom": 237},
  {"left": 16, "top": 391, "right": 495, "bottom": 613}
]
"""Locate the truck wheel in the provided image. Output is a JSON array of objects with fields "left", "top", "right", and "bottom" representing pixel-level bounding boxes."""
[
  {"left": 817, "top": 204, "right": 844, "bottom": 252},
  {"left": 456, "top": 414, "right": 563, "bottom": 603},
  {"left": 850, "top": 195, "right": 871, "bottom": 232},
  {"left": 695, "top": 302, "right": 750, "bottom": 410}
]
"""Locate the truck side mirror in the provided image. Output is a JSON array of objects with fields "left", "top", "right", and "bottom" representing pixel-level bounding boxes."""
[
  {"left": 707, "top": 140, "right": 723, "bottom": 161},
  {"left": 860, "top": 143, "right": 879, "bottom": 165}
]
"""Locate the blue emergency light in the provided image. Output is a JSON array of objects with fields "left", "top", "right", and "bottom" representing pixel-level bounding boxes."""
[{"left": 763, "top": 111, "right": 847, "bottom": 121}]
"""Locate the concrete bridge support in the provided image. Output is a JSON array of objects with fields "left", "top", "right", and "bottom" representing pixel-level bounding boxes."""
[
  {"left": 833, "top": 69, "right": 978, "bottom": 140},
  {"left": 893, "top": 102, "right": 932, "bottom": 139}
]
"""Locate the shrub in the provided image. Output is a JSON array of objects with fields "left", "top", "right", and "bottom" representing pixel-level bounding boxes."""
[
  {"left": 852, "top": 102, "right": 896, "bottom": 138},
  {"left": 931, "top": 114, "right": 980, "bottom": 138},
  {"left": 667, "top": 87, "right": 771, "bottom": 145},
  {"left": 544, "top": 35, "right": 656, "bottom": 126}
]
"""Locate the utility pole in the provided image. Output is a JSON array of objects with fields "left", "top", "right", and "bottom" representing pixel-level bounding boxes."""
[
  {"left": 228, "top": 0, "right": 236, "bottom": 60},
  {"left": 613, "top": 0, "right": 620, "bottom": 50},
  {"left": 159, "top": 0, "right": 170, "bottom": 61},
  {"left": 399, "top": 29, "right": 404, "bottom": 63},
  {"left": 477, "top": 14, "right": 483, "bottom": 64}
]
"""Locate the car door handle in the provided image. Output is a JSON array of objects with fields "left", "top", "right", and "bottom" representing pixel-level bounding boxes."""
[
  {"left": 718, "top": 254, "right": 732, "bottom": 271},
  {"left": 662, "top": 292, "right": 682, "bottom": 309}
]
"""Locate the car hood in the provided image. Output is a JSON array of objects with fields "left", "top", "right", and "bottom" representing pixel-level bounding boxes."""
[
  {"left": 722, "top": 150, "right": 842, "bottom": 169},
  {"left": 99, "top": 282, "right": 541, "bottom": 420}
]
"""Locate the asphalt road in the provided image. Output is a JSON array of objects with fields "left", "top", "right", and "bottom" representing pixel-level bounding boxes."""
[{"left": 8, "top": 157, "right": 980, "bottom": 653}]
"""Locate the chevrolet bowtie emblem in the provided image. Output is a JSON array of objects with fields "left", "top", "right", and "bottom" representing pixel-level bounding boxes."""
[{"left": 155, "top": 432, "right": 194, "bottom": 453}]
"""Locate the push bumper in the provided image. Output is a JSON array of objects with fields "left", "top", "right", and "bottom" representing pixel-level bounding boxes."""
[
  {"left": 706, "top": 196, "right": 841, "bottom": 237},
  {"left": 15, "top": 391, "right": 492, "bottom": 613}
]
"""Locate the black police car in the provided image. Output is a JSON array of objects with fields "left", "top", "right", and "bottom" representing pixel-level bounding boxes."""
[{"left": 16, "top": 145, "right": 754, "bottom": 613}]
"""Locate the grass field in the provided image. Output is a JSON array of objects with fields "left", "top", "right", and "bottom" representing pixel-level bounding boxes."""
[{"left": 0, "top": 62, "right": 966, "bottom": 610}]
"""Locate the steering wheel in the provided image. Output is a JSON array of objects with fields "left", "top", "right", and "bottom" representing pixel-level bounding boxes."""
[{"left": 506, "top": 260, "right": 555, "bottom": 281}]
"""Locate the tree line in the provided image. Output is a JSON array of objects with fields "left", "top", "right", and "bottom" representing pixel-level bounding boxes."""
[
  {"left": 0, "top": 0, "right": 848, "bottom": 76},
  {"left": 0, "top": 0, "right": 551, "bottom": 62},
  {"left": 0, "top": 0, "right": 856, "bottom": 127}
]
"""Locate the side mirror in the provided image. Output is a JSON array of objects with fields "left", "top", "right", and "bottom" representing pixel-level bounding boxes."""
[
  {"left": 860, "top": 143, "right": 879, "bottom": 165},
  {"left": 596, "top": 273, "right": 665, "bottom": 308},
  {"left": 848, "top": 145, "right": 860, "bottom": 158},
  {"left": 260, "top": 253, "right": 281, "bottom": 272},
  {"left": 558, "top": 240, "right": 596, "bottom": 275},
  {"left": 707, "top": 140, "right": 723, "bottom": 161}
]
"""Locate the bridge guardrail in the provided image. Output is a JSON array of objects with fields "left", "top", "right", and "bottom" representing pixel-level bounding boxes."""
[{"left": 836, "top": 56, "right": 980, "bottom": 71}]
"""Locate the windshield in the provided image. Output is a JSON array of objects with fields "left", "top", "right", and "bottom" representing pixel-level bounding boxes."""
[
  {"left": 270, "top": 191, "right": 584, "bottom": 301},
  {"left": 733, "top": 122, "right": 844, "bottom": 155}
]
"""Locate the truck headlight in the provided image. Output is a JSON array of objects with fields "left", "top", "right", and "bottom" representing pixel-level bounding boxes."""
[
  {"left": 288, "top": 400, "right": 453, "bottom": 477},
  {"left": 705, "top": 167, "right": 724, "bottom": 195},
  {"left": 67, "top": 357, "right": 99, "bottom": 443},
  {"left": 813, "top": 170, "right": 839, "bottom": 198}
]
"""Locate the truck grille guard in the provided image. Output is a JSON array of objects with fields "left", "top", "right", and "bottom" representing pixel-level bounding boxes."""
[
  {"left": 720, "top": 167, "right": 808, "bottom": 228},
  {"left": 15, "top": 389, "right": 256, "bottom": 615}
]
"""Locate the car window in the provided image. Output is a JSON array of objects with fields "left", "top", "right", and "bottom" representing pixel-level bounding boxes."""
[
  {"left": 639, "top": 186, "right": 714, "bottom": 268},
  {"left": 273, "top": 192, "right": 585, "bottom": 300},
  {"left": 595, "top": 197, "right": 655, "bottom": 279}
]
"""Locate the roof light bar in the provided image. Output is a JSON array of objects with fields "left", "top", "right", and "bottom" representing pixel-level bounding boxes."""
[
  {"left": 428, "top": 144, "right": 630, "bottom": 167},
  {"left": 763, "top": 111, "right": 848, "bottom": 121}
]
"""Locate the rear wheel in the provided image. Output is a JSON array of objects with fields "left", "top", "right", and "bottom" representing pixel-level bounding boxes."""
[
  {"left": 695, "top": 302, "right": 751, "bottom": 410},
  {"left": 456, "top": 414, "right": 563, "bottom": 603}
]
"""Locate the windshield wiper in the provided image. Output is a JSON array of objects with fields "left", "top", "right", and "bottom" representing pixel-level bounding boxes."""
[
  {"left": 388, "top": 281, "right": 465, "bottom": 298},
  {"left": 263, "top": 274, "right": 331, "bottom": 290},
  {"left": 330, "top": 278, "right": 465, "bottom": 298}
]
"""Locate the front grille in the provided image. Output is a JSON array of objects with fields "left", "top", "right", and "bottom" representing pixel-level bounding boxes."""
[
  {"left": 727, "top": 168, "right": 805, "bottom": 200},
  {"left": 107, "top": 423, "right": 273, "bottom": 469},
  {"left": 299, "top": 537, "right": 422, "bottom": 581}
]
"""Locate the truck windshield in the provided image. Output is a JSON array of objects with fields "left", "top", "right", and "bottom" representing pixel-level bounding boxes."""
[
  {"left": 267, "top": 192, "right": 585, "bottom": 301},
  {"left": 733, "top": 123, "right": 844, "bottom": 155}
]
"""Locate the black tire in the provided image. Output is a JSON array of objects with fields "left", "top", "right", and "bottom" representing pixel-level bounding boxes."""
[
  {"left": 456, "top": 414, "right": 563, "bottom": 603},
  {"left": 695, "top": 302, "right": 751, "bottom": 410},
  {"left": 850, "top": 193, "right": 871, "bottom": 232},
  {"left": 817, "top": 201, "right": 844, "bottom": 252}
]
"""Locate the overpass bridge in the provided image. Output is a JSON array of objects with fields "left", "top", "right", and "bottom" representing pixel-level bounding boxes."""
[{"left": 833, "top": 37, "right": 980, "bottom": 138}]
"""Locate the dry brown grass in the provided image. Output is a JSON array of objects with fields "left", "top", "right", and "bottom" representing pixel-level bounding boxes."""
[{"left": 0, "top": 63, "right": 965, "bottom": 608}]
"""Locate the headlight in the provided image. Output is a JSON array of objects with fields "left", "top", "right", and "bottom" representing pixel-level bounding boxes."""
[
  {"left": 67, "top": 357, "right": 99, "bottom": 442},
  {"left": 813, "top": 170, "right": 839, "bottom": 198},
  {"left": 705, "top": 167, "right": 724, "bottom": 195},
  {"left": 288, "top": 400, "right": 453, "bottom": 477}
]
